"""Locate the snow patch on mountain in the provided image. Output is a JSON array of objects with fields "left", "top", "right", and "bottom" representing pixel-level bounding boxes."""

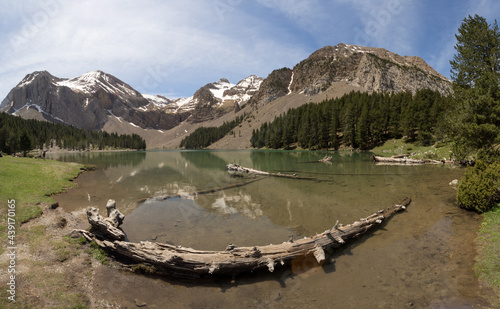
[
  {"left": 210, "top": 79, "right": 235, "bottom": 101},
  {"left": 143, "top": 94, "right": 171, "bottom": 107},
  {"left": 13, "top": 103, "right": 69, "bottom": 125},
  {"left": 287, "top": 72, "right": 294, "bottom": 95},
  {"left": 56, "top": 70, "right": 137, "bottom": 97}
]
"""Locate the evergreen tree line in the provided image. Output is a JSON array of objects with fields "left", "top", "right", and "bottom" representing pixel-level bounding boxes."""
[
  {"left": 180, "top": 114, "right": 245, "bottom": 149},
  {"left": 250, "top": 89, "right": 450, "bottom": 150},
  {"left": 0, "top": 112, "right": 146, "bottom": 154}
]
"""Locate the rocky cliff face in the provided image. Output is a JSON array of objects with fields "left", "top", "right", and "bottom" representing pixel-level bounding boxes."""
[
  {"left": 249, "top": 43, "right": 452, "bottom": 106},
  {"left": 247, "top": 68, "right": 293, "bottom": 107}
]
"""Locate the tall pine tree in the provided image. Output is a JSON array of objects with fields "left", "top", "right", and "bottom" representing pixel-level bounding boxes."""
[{"left": 449, "top": 14, "right": 500, "bottom": 160}]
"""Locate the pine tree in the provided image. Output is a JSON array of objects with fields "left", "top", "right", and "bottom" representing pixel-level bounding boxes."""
[
  {"left": 451, "top": 15, "right": 500, "bottom": 90},
  {"left": 449, "top": 15, "right": 500, "bottom": 160},
  {"left": 19, "top": 129, "right": 32, "bottom": 157},
  {"left": 356, "top": 102, "right": 370, "bottom": 149}
]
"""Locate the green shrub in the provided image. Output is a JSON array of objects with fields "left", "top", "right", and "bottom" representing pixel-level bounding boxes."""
[{"left": 457, "top": 161, "right": 500, "bottom": 213}]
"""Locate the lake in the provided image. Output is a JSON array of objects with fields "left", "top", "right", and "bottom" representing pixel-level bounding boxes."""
[{"left": 50, "top": 150, "right": 493, "bottom": 308}]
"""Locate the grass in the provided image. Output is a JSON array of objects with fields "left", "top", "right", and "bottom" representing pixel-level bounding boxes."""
[
  {"left": 474, "top": 205, "right": 500, "bottom": 306},
  {"left": 0, "top": 156, "right": 84, "bottom": 255},
  {"left": 0, "top": 155, "right": 84, "bottom": 207},
  {"left": 89, "top": 240, "right": 109, "bottom": 265},
  {"left": 371, "top": 138, "right": 453, "bottom": 160},
  {"left": 0, "top": 156, "right": 84, "bottom": 237}
]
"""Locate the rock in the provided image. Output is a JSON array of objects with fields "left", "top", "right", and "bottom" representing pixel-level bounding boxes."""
[
  {"left": 50, "top": 202, "right": 59, "bottom": 209},
  {"left": 248, "top": 68, "right": 293, "bottom": 107},
  {"left": 135, "top": 299, "right": 147, "bottom": 307},
  {"left": 56, "top": 217, "right": 67, "bottom": 228},
  {"left": 0, "top": 70, "right": 190, "bottom": 131},
  {"left": 449, "top": 179, "right": 459, "bottom": 188}
]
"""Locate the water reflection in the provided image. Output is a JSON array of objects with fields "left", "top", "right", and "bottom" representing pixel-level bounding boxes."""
[
  {"left": 50, "top": 150, "right": 465, "bottom": 237},
  {"left": 121, "top": 197, "right": 295, "bottom": 250},
  {"left": 180, "top": 150, "right": 227, "bottom": 170},
  {"left": 49, "top": 151, "right": 147, "bottom": 168}
]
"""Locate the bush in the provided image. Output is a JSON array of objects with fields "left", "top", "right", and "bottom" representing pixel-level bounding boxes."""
[{"left": 457, "top": 161, "right": 500, "bottom": 213}]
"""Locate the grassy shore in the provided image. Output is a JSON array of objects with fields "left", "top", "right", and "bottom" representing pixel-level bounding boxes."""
[
  {"left": 0, "top": 155, "right": 95, "bottom": 308},
  {"left": 0, "top": 155, "right": 84, "bottom": 225},
  {"left": 371, "top": 138, "right": 453, "bottom": 160}
]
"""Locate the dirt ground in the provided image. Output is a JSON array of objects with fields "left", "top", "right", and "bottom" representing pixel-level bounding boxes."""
[{"left": 0, "top": 202, "right": 118, "bottom": 308}]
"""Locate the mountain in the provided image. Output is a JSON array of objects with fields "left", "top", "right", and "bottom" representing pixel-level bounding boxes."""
[
  {"left": 248, "top": 43, "right": 452, "bottom": 107},
  {"left": 0, "top": 70, "right": 262, "bottom": 131},
  {"left": 1, "top": 43, "right": 452, "bottom": 149},
  {"left": 208, "top": 43, "right": 453, "bottom": 149},
  {"left": 187, "top": 76, "right": 263, "bottom": 122}
]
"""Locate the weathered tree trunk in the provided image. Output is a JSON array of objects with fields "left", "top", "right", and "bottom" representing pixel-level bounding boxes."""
[
  {"left": 79, "top": 197, "right": 411, "bottom": 279},
  {"left": 86, "top": 203, "right": 125, "bottom": 241},
  {"left": 372, "top": 154, "right": 441, "bottom": 165},
  {"left": 226, "top": 163, "right": 314, "bottom": 180}
]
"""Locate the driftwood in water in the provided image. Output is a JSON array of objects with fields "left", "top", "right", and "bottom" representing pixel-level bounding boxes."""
[
  {"left": 372, "top": 154, "right": 441, "bottom": 165},
  {"left": 80, "top": 197, "right": 411, "bottom": 279},
  {"left": 319, "top": 155, "right": 332, "bottom": 163},
  {"left": 226, "top": 163, "right": 314, "bottom": 180}
]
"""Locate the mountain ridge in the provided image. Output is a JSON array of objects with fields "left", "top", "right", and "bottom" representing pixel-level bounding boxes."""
[
  {"left": 0, "top": 43, "right": 453, "bottom": 149},
  {"left": 0, "top": 70, "right": 262, "bottom": 131}
]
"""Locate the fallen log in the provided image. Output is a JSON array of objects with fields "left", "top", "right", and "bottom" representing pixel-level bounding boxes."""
[
  {"left": 372, "top": 154, "right": 441, "bottom": 165},
  {"left": 79, "top": 197, "right": 411, "bottom": 279},
  {"left": 226, "top": 163, "right": 315, "bottom": 180}
]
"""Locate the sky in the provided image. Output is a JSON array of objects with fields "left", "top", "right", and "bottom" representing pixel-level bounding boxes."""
[{"left": 1, "top": 0, "right": 499, "bottom": 99}]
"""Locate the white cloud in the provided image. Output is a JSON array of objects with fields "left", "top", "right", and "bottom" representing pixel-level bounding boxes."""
[
  {"left": 0, "top": 0, "right": 309, "bottom": 98},
  {"left": 1, "top": 0, "right": 499, "bottom": 100},
  {"left": 466, "top": 0, "right": 500, "bottom": 21}
]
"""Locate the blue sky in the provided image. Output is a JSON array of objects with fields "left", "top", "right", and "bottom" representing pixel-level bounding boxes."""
[{"left": 1, "top": 0, "right": 499, "bottom": 99}]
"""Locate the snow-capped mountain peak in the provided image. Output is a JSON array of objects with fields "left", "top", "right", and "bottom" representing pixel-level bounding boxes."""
[
  {"left": 56, "top": 70, "right": 139, "bottom": 97},
  {"left": 235, "top": 75, "right": 263, "bottom": 90}
]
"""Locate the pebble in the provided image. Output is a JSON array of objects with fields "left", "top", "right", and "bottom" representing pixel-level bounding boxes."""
[{"left": 135, "top": 298, "right": 147, "bottom": 307}]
